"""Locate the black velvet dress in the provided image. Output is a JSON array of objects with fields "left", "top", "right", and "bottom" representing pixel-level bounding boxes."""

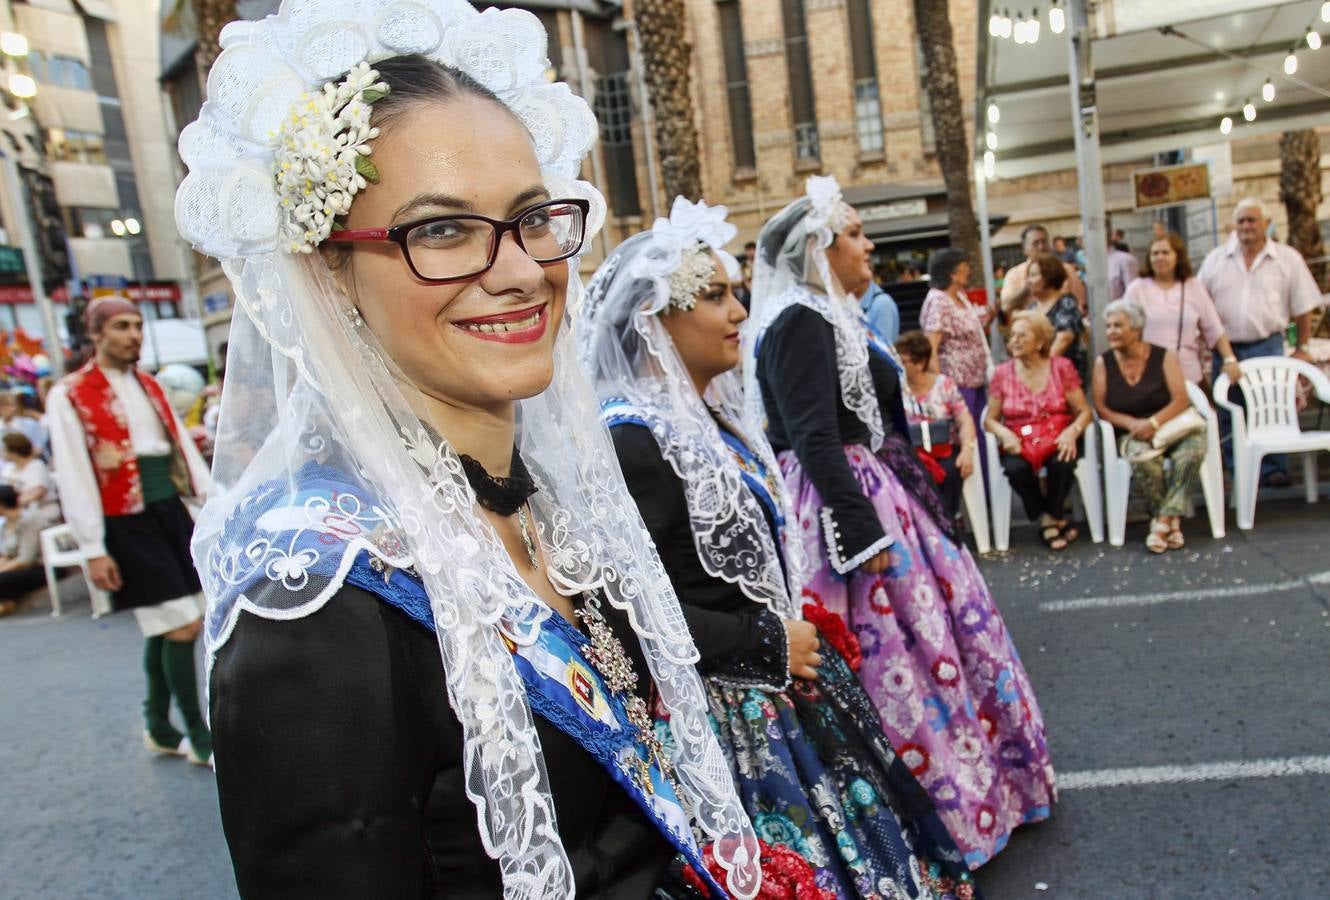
[{"left": 210, "top": 583, "right": 676, "bottom": 899}]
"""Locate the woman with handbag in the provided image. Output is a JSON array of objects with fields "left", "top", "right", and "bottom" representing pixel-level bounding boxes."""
[
  {"left": 1125, "top": 231, "right": 1242, "bottom": 389},
  {"left": 895, "top": 330, "right": 978, "bottom": 523},
  {"left": 983, "top": 311, "right": 1093, "bottom": 551},
  {"left": 1091, "top": 299, "right": 1207, "bottom": 553}
]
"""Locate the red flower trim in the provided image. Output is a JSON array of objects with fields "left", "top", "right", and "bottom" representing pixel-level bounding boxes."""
[
  {"left": 801, "top": 602, "right": 862, "bottom": 672},
  {"left": 688, "top": 841, "right": 836, "bottom": 899}
]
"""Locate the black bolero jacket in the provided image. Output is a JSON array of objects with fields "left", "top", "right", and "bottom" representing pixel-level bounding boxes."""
[
  {"left": 210, "top": 584, "right": 675, "bottom": 899},
  {"left": 611, "top": 423, "right": 790, "bottom": 691},
  {"left": 756, "top": 303, "right": 904, "bottom": 573}
]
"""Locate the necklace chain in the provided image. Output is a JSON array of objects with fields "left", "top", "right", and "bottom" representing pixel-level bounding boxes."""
[{"left": 516, "top": 505, "right": 539, "bottom": 569}]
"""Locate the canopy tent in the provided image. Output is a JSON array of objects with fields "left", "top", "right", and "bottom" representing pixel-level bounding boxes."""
[{"left": 973, "top": 0, "right": 1330, "bottom": 351}]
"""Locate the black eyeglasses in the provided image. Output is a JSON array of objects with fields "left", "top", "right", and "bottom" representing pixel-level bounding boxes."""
[{"left": 328, "top": 198, "right": 590, "bottom": 284}]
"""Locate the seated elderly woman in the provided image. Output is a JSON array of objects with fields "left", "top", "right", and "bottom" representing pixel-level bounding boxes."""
[
  {"left": 984, "top": 311, "right": 1093, "bottom": 551},
  {"left": 1091, "top": 298, "right": 1205, "bottom": 553},
  {"left": 894, "top": 329, "right": 978, "bottom": 523}
]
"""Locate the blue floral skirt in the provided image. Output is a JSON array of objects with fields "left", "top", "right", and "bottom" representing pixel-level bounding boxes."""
[{"left": 666, "top": 645, "right": 976, "bottom": 899}]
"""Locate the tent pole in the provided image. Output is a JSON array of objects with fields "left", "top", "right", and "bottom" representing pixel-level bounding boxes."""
[{"left": 1067, "top": 0, "right": 1111, "bottom": 358}]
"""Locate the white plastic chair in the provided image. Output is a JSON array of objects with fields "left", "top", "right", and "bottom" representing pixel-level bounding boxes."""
[
  {"left": 1101, "top": 381, "right": 1225, "bottom": 546},
  {"left": 983, "top": 406, "right": 1104, "bottom": 552},
  {"left": 1214, "top": 357, "right": 1330, "bottom": 530},
  {"left": 961, "top": 464, "right": 991, "bottom": 555},
  {"left": 40, "top": 524, "right": 112, "bottom": 618}
]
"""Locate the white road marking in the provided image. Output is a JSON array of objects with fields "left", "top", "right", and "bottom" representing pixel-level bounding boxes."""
[
  {"left": 1039, "top": 570, "right": 1330, "bottom": 612},
  {"left": 1059, "top": 755, "right": 1330, "bottom": 790}
]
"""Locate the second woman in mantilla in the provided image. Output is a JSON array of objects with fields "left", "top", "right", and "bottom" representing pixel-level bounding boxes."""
[{"left": 579, "top": 198, "right": 976, "bottom": 900}]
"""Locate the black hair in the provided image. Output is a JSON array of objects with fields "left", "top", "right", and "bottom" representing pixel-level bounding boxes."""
[
  {"left": 367, "top": 54, "right": 509, "bottom": 131},
  {"left": 927, "top": 247, "right": 969, "bottom": 286},
  {"left": 0, "top": 484, "right": 17, "bottom": 510}
]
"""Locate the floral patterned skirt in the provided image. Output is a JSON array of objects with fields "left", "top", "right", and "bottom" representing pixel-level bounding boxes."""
[
  {"left": 782, "top": 443, "right": 1056, "bottom": 869},
  {"left": 662, "top": 643, "right": 977, "bottom": 899}
]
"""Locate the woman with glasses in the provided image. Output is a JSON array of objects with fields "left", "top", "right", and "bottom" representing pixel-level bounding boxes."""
[{"left": 177, "top": 4, "right": 760, "bottom": 897}]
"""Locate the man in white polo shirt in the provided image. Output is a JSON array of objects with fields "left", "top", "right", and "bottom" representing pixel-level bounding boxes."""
[{"left": 1199, "top": 198, "right": 1324, "bottom": 485}]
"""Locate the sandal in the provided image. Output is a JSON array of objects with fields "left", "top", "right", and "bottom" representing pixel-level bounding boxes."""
[
  {"left": 1166, "top": 520, "right": 1185, "bottom": 550},
  {"left": 1040, "top": 524, "right": 1069, "bottom": 551},
  {"left": 1146, "top": 518, "right": 1170, "bottom": 554},
  {"left": 1056, "top": 520, "right": 1080, "bottom": 546}
]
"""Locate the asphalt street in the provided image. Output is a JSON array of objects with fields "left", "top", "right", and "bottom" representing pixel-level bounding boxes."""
[{"left": 1, "top": 495, "right": 1326, "bottom": 899}]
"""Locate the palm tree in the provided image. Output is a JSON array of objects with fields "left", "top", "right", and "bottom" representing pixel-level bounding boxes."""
[
  {"left": 632, "top": 0, "right": 703, "bottom": 202},
  {"left": 1279, "top": 129, "right": 1326, "bottom": 292},
  {"left": 912, "top": 0, "right": 980, "bottom": 262},
  {"left": 164, "top": 0, "right": 238, "bottom": 69}
]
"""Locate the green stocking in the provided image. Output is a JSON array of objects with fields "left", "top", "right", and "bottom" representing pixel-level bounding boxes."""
[
  {"left": 143, "top": 636, "right": 183, "bottom": 748},
  {"left": 162, "top": 637, "right": 211, "bottom": 757}
]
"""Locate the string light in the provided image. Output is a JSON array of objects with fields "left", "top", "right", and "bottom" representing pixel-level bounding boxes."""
[
  {"left": 1323, "top": 1, "right": 1329, "bottom": 24},
  {"left": 986, "top": 131, "right": 999, "bottom": 150},
  {"left": 1284, "top": 50, "right": 1298, "bottom": 75},
  {"left": 1262, "top": 79, "right": 1275, "bottom": 103},
  {"left": 1242, "top": 99, "right": 1256, "bottom": 122},
  {"left": 997, "top": 9, "right": 1013, "bottom": 39},
  {"left": 1306, "top": 28, "right": 1322, "bottom": 51},
  {"left": 1219, "top": 116, "right": 1233, "bottom": 135},
  {"left": 1049, "top": 2, "right": 1066, "bottom": 34},
  {"left": 1028, "top": 8, "right": 1041, "bottom": 43},
  {"left": 7, "top": 72, "right": 34, "bottom": 98},
  {"left": 983, "top": 150, "right": 996, "bottom": 179},
  {"left": 987, "top": 101, "right": 1001, "bottom": 124},
  {"left": 1013, "top": 12, "right": 1028, "bottom": 44},
  {"left": 989, "top": 11, "right": 1004, "bottom": 37}
]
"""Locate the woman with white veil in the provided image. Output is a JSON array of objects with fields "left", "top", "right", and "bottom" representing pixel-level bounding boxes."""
[
  {"left": 744, "top": 177, "right": 1055, "bottom": 869},
  {"left": 579, "top": 198, "right": 977, "bottom": 900},
  {"left": 174, "top": 3, "right": 760, "bottom": 897}
]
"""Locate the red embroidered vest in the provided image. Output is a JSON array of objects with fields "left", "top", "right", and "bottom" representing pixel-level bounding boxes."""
[{"left": 63, "top": 361, "right": 189, "bottom": 516}]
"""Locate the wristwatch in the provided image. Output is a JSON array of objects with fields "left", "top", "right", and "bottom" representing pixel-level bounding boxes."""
[{"left": 1222, "top": 355, "right": 1238, "bottom": 365}]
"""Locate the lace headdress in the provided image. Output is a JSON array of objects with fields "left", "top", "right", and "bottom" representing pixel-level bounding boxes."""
[
  {"left": 175, "top": 3, "right": 759, "bottom": 897},
  {"left": 742, "top": 175, "right": 886, "bottom": 451},
  {"left": 577, "top": 198, "right": 809, "bottom": 618}
]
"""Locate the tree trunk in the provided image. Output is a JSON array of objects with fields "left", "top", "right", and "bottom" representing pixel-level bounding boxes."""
[
  {"left": 1279, "top": 129, "right": 1327, "bottom": 292},
  {"left": 633, "top": 0, "right": 703, "bottom": 202},
  {"left": 193, "top": 0, "right": 239, "bottom": 69},
  {"left": 913, "top": 0, "right": 980, "bottom": 263}
]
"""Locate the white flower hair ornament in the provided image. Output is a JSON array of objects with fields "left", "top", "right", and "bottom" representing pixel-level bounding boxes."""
[
  {"left": 632, "top": 196, "right": 739, "bottom": 313},
  {"left": 275, "top": 62, "right": 388, "bottom": 253},
  {"left": 803, "top": 174, "right": 854, "bottom": 239}
]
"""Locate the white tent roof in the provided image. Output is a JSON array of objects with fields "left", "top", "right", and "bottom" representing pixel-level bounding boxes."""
[{"left": 981, "top": 0, "right": 1330, "bottom": 178}]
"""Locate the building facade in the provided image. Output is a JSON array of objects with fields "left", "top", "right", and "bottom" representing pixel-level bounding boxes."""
[{"left": 0, "top": 0, "right": 194, "bottom": 352}]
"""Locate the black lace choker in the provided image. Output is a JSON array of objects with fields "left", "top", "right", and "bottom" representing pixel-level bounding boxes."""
[{"left": 458, "top": 448, "right": 537, "bottom": 515}]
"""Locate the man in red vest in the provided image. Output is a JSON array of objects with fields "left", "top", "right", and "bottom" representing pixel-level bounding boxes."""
[{"left": 47, "top": 297, "right": 214, "bottom": 767}]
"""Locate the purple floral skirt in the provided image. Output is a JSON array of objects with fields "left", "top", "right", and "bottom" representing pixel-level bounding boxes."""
[{"left": 781, "top": 442, "right": 1056, "bottom": 869}]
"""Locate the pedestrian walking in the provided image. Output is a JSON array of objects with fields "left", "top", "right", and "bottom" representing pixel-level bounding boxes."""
[
  {"left": 46, "top": 296, "right": 213, "bottom": 767},
  {"left": 1198, "top": 198, "right": 1324, "bottom": 485}
]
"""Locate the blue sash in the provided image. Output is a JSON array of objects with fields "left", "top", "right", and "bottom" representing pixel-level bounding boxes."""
[
  {"left": 346, "top": 551, "right": 726, "bottom": 898},
  {"left": 716, "top": 428, "right": 783, "bottom": 534}
]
